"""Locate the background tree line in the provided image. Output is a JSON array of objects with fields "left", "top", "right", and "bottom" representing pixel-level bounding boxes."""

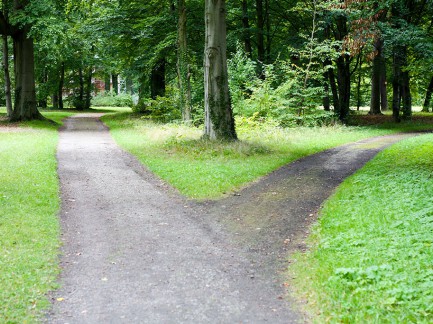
[{"left": 1, "top": 0, "right": 433, "bottom": 137}]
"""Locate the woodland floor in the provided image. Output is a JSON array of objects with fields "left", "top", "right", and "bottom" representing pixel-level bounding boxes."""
[{"left": 46, "top": 114, "right": 415, "bottom": 323}]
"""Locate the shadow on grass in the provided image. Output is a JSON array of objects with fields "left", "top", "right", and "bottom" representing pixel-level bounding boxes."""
[{"left": 349, "top": 112, "right": 433, "bottom": 132}]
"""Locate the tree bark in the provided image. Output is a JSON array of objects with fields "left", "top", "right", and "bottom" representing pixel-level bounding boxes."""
[
  {"left": 380, "top": 56, "right": 388, "bottom": 111},
  {"left": 334, "top": 14, "right": 350, "bottom": 121},
  {"left": 10, "top": 30, "right": 43, "bottom": 121},
  {"left": 151, "top": 59, "right": 166, "bottom": 99},
  {"left": 204, "top": 0, "right": 237, "bottom": 140},
  {"left": 256, "top": 0, "right": 265, "bottom": 63},
  {"left": 241, "top": 0, "right": 252, "bottom": 56},
  {"left": 105, "top": 74, "right": 111, "bottom": 92},
  {"left": 84, "top": 67, "right": 92, "bottom": 109},
  {"left": 422, "top": 76, "right": 433, "bottom": 112},
  {"left": 58, "top": 62, "right": 64, "bottom": 109},
  {"left": 392, "top": 48, "right": 402, "bottom": 122},
  {"left": 112, "top": 73, "right": 119, "bottom": 95},
  {"left": 2, "top": 34, "right": 12, "bottom": 117},
  {"left": 369, "top": 38, "right": 383, "bottom": 114},
  {"left": 323, "top": 69, "right": 330, "bottom": 111},
  {"left": 177, "top": 0, "right": 192, "bottom": 122}
]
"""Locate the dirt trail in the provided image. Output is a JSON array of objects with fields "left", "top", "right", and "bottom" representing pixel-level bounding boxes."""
[{"left": 47, "top": 114, "right": 415, "bottom": 323}]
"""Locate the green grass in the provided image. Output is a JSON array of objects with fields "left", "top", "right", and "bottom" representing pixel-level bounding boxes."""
[
  {"left": 289, "top": 134, "right": 433, "bottom": 323},
  {"left": 0, "top": 109, "right": 74, "bottom": 322},
  {"left": 102, "top": 112, "right": 433, "bottom": 199}
]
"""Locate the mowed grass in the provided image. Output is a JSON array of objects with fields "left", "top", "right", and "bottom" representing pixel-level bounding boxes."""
[
  {"left": 289, "top": 134, "right": 433, "bottom": 323},
  {"left": 102, "top": 112, "right": 433, "bottom": 199},
  {"left": 0, "top": 110, "right": 73, "bottom": 322}
]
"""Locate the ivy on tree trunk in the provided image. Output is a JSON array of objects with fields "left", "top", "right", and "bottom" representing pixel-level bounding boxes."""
[{"left": 204, "top": 0, "right": 237, "bottom": 141}]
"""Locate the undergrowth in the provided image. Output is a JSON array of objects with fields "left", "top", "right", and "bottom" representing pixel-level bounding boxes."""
[{"left": 289, "top": 134, "right": 433, "bottom": 323}]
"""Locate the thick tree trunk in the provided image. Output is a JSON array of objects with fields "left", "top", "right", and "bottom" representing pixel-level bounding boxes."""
[
  {"left": 75, "top": 67, "right": 85, "bottom": 110},
  {"left": 151, "top": 59, "right": 166, "bottom": 99},
  {"left": 336, "top": 55, "right": 351, "bottom": 121},
  {"left": 334, "top": 13, "right": 350, "bottom": 121},
  {"left": 177, "top": 0, "right": 192, "bottom": 122},
  {"left": 204, "top": 0, "right": 237, "bottom": 140},
  {"left": 369, "top": 38, "right": 383, "bottom": 114},
  {"left": 112, "top": 73, "right": 119, "bottom": 95},
  {"left": 241, "top": 0, "right": 252, "bottom": 56},
  {"left": 10, "top": 30, "right": 43, "bottom": 121},
  {"left": 2, "top": 34, "right": 12, "bottom": 117},
  {"left": 328, "top": 65, "right": 339, "bottom": 113},
  {"left": 422, "top": 76, "right": 433, "bottom": 112}
]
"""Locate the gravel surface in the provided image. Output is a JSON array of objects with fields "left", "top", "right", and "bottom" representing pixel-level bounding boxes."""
[{"left": 46, "top": 114, "right": 415, "bottom": 323}]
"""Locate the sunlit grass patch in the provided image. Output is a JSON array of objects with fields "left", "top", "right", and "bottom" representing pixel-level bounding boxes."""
[
  {"left": 289, "top": 134, "right": 433, "bottom": 323},
  {"left": 101, "top": 113, "right": 431, "bottom": 199}
]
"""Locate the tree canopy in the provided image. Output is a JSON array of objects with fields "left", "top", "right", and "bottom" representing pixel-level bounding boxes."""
[{"left": 1, "top": 0, "right": 433, "bottom": 132}]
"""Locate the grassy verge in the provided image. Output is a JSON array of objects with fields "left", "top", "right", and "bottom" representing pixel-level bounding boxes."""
[
  {"left": 102, "top": 113, "right": 433, "bottom": 199},
  {"left": 0, "top": 110, "right": 73, "bottom": 322},
  {"left": 289, "top": 133, "right": 433, "bottom": 323}
]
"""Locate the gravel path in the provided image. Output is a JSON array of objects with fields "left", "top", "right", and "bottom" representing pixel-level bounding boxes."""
[{"left": 47, "top": 114, "right": 415, "bottom": 323}]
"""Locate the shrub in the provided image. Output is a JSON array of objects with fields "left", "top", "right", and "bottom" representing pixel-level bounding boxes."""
[
  {"left": 132, "top": 96, "right": 181, "bottom": 122},
  {"left": 91, "top": 92, "right": 133, "bottom": 107}
]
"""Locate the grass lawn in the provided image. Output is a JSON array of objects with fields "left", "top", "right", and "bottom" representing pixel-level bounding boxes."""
[
  {"left": 289, "top": 133, "right": 433, "bottom": 323},
  {"left": 102, "top": 112, "right": 433, "bottom": 199},
  {"left": 0, "top": 109, "right": 74, "bottom": 322}
]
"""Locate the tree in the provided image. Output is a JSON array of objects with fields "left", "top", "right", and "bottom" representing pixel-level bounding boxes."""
[
  {"left": 177, "top": 0, "right": 192, "bottom": 122},
  {"left": 0, "top": 0, "right": 46, "bottom": 121},
  {"left": 204, "top": 0, "right": 237, "bottom": 140}
]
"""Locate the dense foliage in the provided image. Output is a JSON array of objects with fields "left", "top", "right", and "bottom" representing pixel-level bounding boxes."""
[{"left": 0, "top": 0, "right": 432, "bottom": 124}]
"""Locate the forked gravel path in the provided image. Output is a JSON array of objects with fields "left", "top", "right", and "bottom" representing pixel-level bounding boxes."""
[{"left": 47, "top": 114, "right": 416, "bottom": 323}]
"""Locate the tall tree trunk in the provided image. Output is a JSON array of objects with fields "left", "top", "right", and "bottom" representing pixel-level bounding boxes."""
[
  {"left": 380, "top": 56, "right": 388, "bottom": 111},
  {"left": 112, "top": 73, "right": 119, "bottom": 95},
  {"left": 2, "top": 34, "right": 12, "bottom": 117},
  {"left": 369, "top": 38, "right": 383, "bottom": 114},
  {"left": 10, "top": 30, "right": 43, "bottom": 121},
  {"left": 334, "top": 14, "right": 350, "bottom": 121},
  {"left": 356, "top": 67, "right": 362, "bottom": 111},
  {"left": 38, "top": 69, "right": 48, "bottom": 109},
  {"left": 422, "top": 76, "right": 433, "bottom": 112},
  {"left": 105, "top": 74, "right": 111, "bottom": 92},
  {"left": 75, "top": 67, "right": 85, "bottom": 110},
  {"left": 392, "top": 48, "right": 402, "bottom": 122},
  {"left": 327, "top": 62, "right": 340, "bottom": 113},
  {"left": 256, "top": 0, "right": 265, "bottom": 63},
  {"left": 265, "top": 0, "right": 271, "bottom": 61},
  {"left": 177, "top": 0, "right": 192, "bottom": 122},
  {"left": 323, "top": 70, "right": 330, "bottom": 111},
  {"left": 204, "top": 0, "right": 237, "bottom": 140},
  {"left": 58, "top": 62, "right": 64, "bottom": 109},
  {"left": 151, "top": 59, "right": 166, "bottom": 99},
  {"left": 84, "top": 67, "right": 92, "bottom": 109},
  {"left": 336, "top": 55, "right": 351, "bottom": 121},
  {"left": 241, "top": 0, "right": 252, "bottom": 56}
]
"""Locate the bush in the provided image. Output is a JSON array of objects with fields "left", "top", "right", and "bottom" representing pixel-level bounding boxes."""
[
  {"left": 132, "top": 96, "right": 181, "bottom": 122},
  {"left": 91, "top": 92, "right": 133, "bottom": 107}
]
